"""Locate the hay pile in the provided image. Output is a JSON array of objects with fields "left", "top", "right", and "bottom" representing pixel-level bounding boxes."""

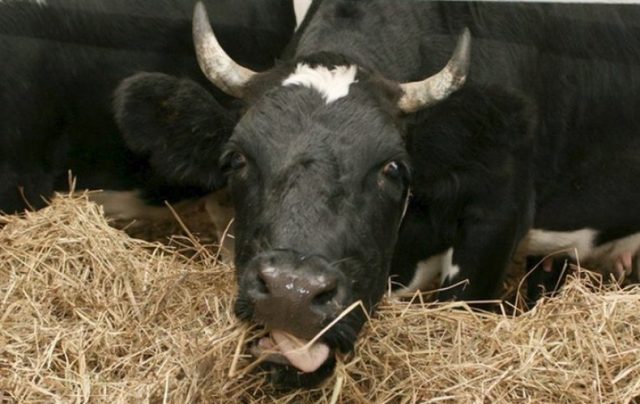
[{"left": 1, "top": 194, "right": 639, "bottom": 403}]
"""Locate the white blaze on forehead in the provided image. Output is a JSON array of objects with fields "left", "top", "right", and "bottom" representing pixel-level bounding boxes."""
[{"left": 282, "top": 63, "right": 358, "bottom": 104}]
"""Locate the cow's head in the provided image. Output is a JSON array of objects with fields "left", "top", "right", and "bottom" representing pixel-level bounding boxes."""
[{"left": 115, "top": 2, "right": 470, "bottom": 388}]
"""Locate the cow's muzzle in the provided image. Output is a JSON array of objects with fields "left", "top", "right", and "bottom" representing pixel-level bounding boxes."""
[{"left": 238, "top": 249, "right": 352, "bottom": 375}]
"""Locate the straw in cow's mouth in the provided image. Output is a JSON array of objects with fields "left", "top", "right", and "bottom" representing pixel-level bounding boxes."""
[
  {"left": 242, "top": 300, "right": 368, "bottom": 377},
  {"left": 250, "top": 330, "right": 332, "bottom": 373}
]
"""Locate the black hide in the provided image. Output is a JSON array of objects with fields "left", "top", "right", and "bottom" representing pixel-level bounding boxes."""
[{"left": 114, "top": 0, "right": 640, "bottom": 389}]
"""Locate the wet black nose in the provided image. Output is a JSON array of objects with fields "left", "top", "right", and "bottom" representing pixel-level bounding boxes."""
[{"left": 242, "top": 250, "right": 349, "bottom": 338}]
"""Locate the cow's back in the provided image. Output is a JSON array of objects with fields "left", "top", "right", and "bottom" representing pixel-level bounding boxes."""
[{"left": 296, "top": 1, "right": 640, "bottom": 90}]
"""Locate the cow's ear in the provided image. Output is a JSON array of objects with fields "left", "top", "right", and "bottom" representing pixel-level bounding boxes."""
[{"left": 114, "top": 72, "right": 238, "bottom": 189}]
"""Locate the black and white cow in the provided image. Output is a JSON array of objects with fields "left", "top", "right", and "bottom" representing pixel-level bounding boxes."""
[
  {"left": 0, "top": 0, "right": 295, "bottom": 216},
  {"left": 114, "top": 0, "right": 640, "bottom": 388}
]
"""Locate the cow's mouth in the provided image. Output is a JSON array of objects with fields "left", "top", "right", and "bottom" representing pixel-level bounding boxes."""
[
  {"left": 249, "top": 329, "right": 339, "bottom": 388},
  {"left": 234, "top": 282, "right": 368, "bottom": 388},
  {"left": 250, "top": 330, "right": 332, "bottom": 373}
]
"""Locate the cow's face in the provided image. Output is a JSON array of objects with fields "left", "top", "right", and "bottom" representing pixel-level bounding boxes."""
[
  {"left": 133, "top": 2, "right": 469, "bottom": 388},
  {"left": 225, "top": 63, "right": 410, "bottom": 385}
]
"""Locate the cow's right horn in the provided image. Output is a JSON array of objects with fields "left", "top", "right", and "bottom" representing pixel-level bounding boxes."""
[
  {"left": 193, "top": 2, "right": 256, "bottom": 98},
  {"left": 397, "top": 29, "right": 471, "bottom": 113}
]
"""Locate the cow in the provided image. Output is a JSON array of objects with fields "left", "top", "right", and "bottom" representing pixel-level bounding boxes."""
[
  {"left": 0, "top": 0, "right": 296, "bottom": 222},
  {"left": 113, "top": 0, "right": 640, "bottom": 388}
]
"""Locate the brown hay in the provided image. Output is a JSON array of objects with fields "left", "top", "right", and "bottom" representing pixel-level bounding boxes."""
[{"left": 1, "top": 193, "right": 639, "bottom": 403}]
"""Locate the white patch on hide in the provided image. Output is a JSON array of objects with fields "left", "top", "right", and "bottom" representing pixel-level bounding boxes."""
[
  {"left": 293, "top": 0, "right": 312, "bottom": 30},
  {"left": 588, "top": 232, "right": 640, "bottom": 278},
  {"left": 440, "top": 248, "right": 459, "bottom": 284},
  {"left": 401, "top": 252, "right": 445, "bottom": 293},
  {"left": 590, "top": 232, "right": 640, "bottom": 260},
  {"left": 397, "top": 247, "right": 459, "bottom": 295},
  {"left": 524, "top": 228, "right": 640, "bottom": 279},
  {"left": 525, "top": 228, "right": 598, "bottom": 259},
  {"left": 87, "top": 190, "right": 171, "bottom": 221},
  {"left": 282, "top": 63, "right": 358, "bottom": 104}
]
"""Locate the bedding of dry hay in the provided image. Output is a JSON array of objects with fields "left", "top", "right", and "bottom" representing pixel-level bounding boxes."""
[{"left": 1, "top": 193, "right": 639, "bottom": 403}]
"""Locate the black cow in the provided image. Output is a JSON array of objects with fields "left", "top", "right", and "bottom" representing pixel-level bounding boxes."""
[
  {"left": 0, "top": 0, "right": 295, "bottom": 217},
  {"left": 114, "top": 0, "right": 640, "bottom": 388}
]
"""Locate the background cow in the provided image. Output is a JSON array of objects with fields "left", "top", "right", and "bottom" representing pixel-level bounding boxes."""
[
  {"left": 107, "top": 0, "right": 640, "bottom": 389},
  {"left": 0, "top": 0, "right": 296, "bottom": 218}
]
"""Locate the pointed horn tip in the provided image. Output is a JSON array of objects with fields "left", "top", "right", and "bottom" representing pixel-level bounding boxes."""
[
  {"left": 194, "top": 1, "right": 206, "bottom": 19},
  {"left": 448, "top": 28, "right": 472, "bottom": 77},
  {"left": 462, "top": 27, "right": 471, "bottom": 41},
  {"left": 191, "top": 0, "right": 256, "bottom": 99},
  {"left": 463, "top": 30, "right": 471, "bottom": 55},
  {"left": 456, "top": 28, "right": 472, "bottom": 58},
  {"left": 396, "top": 28, "right": 472, "bottom": 113},
  {"left": 193, "top": 2, "right": 210, "bottom": 34}
]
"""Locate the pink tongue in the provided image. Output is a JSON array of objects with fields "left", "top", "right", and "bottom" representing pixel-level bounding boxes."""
[{"left": 271, "top": 331, "right": 330, "bottom": 373}]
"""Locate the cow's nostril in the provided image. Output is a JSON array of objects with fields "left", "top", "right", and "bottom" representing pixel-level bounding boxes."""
[{"left": 312, "top": 288, "right": 337, "bottom": 306}]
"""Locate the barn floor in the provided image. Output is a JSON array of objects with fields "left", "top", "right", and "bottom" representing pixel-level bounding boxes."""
[{"left": 1, "top": 193, "right": 639, "bottom": 402}]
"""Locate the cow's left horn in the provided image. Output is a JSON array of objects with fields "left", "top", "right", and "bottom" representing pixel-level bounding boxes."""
[
  {"left": 398, "top": 29, "right": 471, "bottom": 113},
  {"left": 193, "top": 2, "right": 256, "bottom": 98}
]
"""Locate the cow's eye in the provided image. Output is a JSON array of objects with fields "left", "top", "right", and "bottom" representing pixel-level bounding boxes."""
[
  {"left": 221, "top": 151, "right": 248, "bottom": 174},
  {"left": 382, "top": 161, "right": 404, "bottom": 181},
  {"left": 227, "top": 151, "right": 247, "bottom": 171}
]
